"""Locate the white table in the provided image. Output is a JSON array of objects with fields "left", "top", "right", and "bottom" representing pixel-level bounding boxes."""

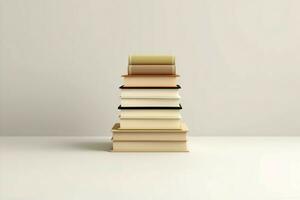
[{"left": 1, "top": 137, "right": 300, "bottom": 200}]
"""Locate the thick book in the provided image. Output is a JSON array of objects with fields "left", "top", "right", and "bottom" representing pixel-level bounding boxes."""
[
  {"left": 119, "top": 118, "right": 182, "bottom": 129},
  {"left": 128, "top": 55, "right": 175, "bottom": 65},
  {"left": 112, "top": 123, "right": 188, "bottom": 141},
  {"left": 112, "top": 141, "right": 188, "bottom": 152},
  {"left": 122, "top": 75, "right": 179, "bottom": 87},
  {"left": 128, "top": 65, "right": 176, "bottom": 75}
]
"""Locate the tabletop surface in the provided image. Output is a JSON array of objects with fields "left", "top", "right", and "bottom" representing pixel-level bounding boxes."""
[{"left": 1, "top": 136, "right": 300, "bottom": 200}]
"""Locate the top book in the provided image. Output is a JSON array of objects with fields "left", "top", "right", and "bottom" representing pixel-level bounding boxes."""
[{"left": 128, "top": 55, "right": 175, "bottom": 65}]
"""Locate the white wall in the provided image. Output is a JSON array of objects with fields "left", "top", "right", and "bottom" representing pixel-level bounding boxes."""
[{"left": 1, "top": 0, "right": 300, "bottom": 136}]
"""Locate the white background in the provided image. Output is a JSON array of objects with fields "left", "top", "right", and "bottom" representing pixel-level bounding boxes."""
[{"left": 1, "top": 0, "right": 300, "bottom": 136}]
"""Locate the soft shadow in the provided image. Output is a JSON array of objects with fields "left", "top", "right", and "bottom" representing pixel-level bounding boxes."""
[{"left": 69, "top": 140, "right": 112, "bottom": 152}]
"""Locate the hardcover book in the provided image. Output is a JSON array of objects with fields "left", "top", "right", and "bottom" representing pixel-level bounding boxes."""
[
  {"left": 119, "top": 118, "right": 182, "bottom": 129},
  {"left": 128, "top": 55, "right": 175, "bottom": 65},
  {"left": 112, "top": 141, "right": 188, "bottom": 152},
  {"left": 122, "top": 75, "right": 179, "bottom": 87},
  {"left": 120, "top": 85, "right": 181, "bottom": 98},
  {"left": 112, "top": 123, "right": 188, "bottom": 141},
  {"left": 113, "top": 132, "right": 187, "bottom": 141},
  {"left": 128, "top": 65, "right": 176, "bottom": 75},
  {"left": 119, "top": 109, "right": 181, "bottom": 118},
  {"left": 120, "top": 98, "right": 180, "bottom": 107}
]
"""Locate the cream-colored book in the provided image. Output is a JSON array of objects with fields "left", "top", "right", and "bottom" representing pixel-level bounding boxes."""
[
  {"left": 119, "top": 109, "right": 181, "bottom": 118},
  {"left": 122, "top": 75, "right": 178, "bottom": 87},
  {"left": 120, "top": 98, "right": 180, "bottom": 107},
  {"left": 113, "top": 132, "right": 187, "bottom": 141},
  {"left": 112, "top": 123, "right": 188, "bottom": 141},
  {"left": 112, "top": 122, "right": 188, "bottom": 132},
  {"left": 119, "top": 118, "right": 182, "bottom": 129},
  {"left": 128, "top": 55, "right": 175, "bottom": 65},
  {"left": 113, "top": 141, "right": 187, "bottom": 152},
  {"left": 120, "top": 87, "right": 180, "bottom": 99}
]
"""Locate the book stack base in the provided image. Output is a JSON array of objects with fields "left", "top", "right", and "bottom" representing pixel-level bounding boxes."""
[{"left": 112, "top": 123, "right": 188, "bottom": 152}]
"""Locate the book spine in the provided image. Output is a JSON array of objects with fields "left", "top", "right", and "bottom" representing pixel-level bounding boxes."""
[
  {"left": 128, "top": 55, "right": 175, "bottom": 65},
  {"left": 128, "top": 65, "right": 176, "bottom": 75}
]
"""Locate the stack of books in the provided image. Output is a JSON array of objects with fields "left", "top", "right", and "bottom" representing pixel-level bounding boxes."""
[{"left": 112, "top": 55, "right": 188, "bottom": 152}]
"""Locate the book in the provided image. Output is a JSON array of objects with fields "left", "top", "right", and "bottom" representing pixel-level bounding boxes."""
[
  {"left": 128, "top": 65, "right": 176, "bottom": 75},
  {"left": 120, "top": 85, "right": 181, "bottom": 98},
  {"left": 112, "top": 122, "right": 188, "bottom": 133},
  {"left": 122, "top": 75, "right": 178, "bottom": 87},
  {"left": 121, "top": 97, "right": 180, "bottom": 107},
  {"left": 112, "top": 141, "right": 188, "bottom": 152},
  {"left": 119, "top": 108, "right": 181, "bottom": 118},
  {"left": 128, "top": 55, "right": 175, "bottom": 65},
  {"left": 112, "top": 123, "right": 188, "bottom": 141},
  {"left": 119, "top": 118, "right": 182, "bottom": 129},
  {"left": 113, "top": 132, "right": 187, "bottom": 141},
  {"left": 120, "top": 86, "right": 180, "bottom": 107}
]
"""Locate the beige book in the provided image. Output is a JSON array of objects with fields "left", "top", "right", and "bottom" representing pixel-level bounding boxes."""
[
  {"left": 128, "top": 65, "right": 176, "bottom": 75},
  {"left": 112, "top": 123, "right": 188, "bottom": 141},
  {"left": 112, "top": 122, "right": 188, "bottom": 133},
  {"left": 120, "top": 88, "right": 180, "bottom": 99},
  {"left": 113, "top": 132, "right": 187, "bottom": 141},
  {"left": 112, "top": 141, "right": 188, "bottom": 152},
  {"left": 120, "top": 109, "right": 181, "bottom": 118},
  {"left": 128, "top": 55, "right": 175, "bottom": 65},
  {"left": 121, "top": 98, "right": 180, "bottom": 107},
  {"left": 120, "top": 118, "right": 182, "bottom": 129},
  {"left": 122, "top": 75, "right": 178, "bottom": 87}
]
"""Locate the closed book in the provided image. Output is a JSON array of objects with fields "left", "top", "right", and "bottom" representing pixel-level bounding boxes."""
[
  {"left": 128, "top": 55, "right": 175, "bottom": 65},
  {"left": 113, "top": 132, "right": 187, "bottom": 141},
  {"left": 120, "top": 108, "right": 181, "bottom": 119},
  {"left": 120, "top": 85, "right": 180, "bottom": 107},
  {"left": 121, "top": 98, "right": 180, "bottom": 107},
  {"left": 112, "top": 122, "right": 187, "bottom": 132},
  {"left": 120, "top": 85, "right": 181, "bottom": 98},
  {"left": 128, "top": 65, "right": 176, "bottom": 75},
  {"left": 119, "top": 118, "right": 182, "bottom": 129},
  {"left": 112, "top": 122, "right": 188, "bottom": 141},
  {"left": 112, "top": 141, "right": 188, "bottom": 152},
  {"left": 122, "top": 75, "right": 178, "bottom": 87}
]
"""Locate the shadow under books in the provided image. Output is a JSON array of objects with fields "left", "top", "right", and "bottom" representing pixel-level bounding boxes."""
[{"left": 69, "top": 140, "right": 112, "bottom": 152}]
